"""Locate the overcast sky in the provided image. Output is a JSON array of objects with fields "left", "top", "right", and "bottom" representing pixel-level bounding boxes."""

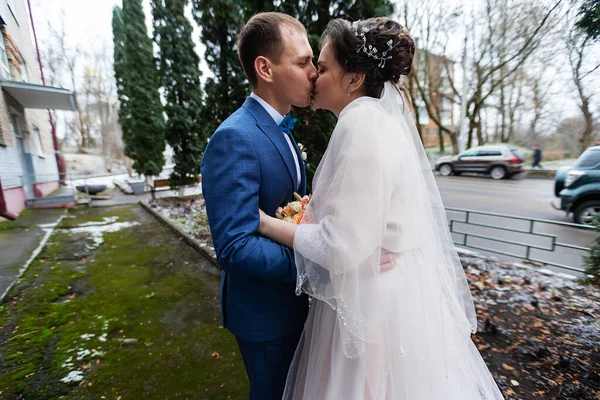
[
  {"left": 32, "top": 0, "right": 122, "bottom": 50},
  {"left": 26, "top": 0, "right": 598, "bottom": 136},
  {"left": 30, "top": 0, "right": 211, "bottom": 80}
]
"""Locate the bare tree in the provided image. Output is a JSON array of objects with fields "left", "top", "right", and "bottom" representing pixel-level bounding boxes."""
[
  {"left": 461, "top": 0, "right": 563, "bottom": 149},
  {"left": 566, "top": 27, "right": 600, "bottom": 153},
  {"left": 493, "top": 67, "right": 526, "bottom": 143},
  {"left": 398, "top": 0, "right": 561, "bottom": 154},
  {"left": 81, "top": 43, "right": 123, "bottom": 170},
  {"left": 42, "top": 9, "right": 90, "bottom": 150},
  {"left": 524, "top": 58, "right": 559, "bottom": 145},
  {"left": 398, "top": 0, "right": 459, "bottom": 153}
]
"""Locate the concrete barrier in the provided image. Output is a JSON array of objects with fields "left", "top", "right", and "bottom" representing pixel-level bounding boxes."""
[{"left": 522, "top": 169, "right": 557, "bottom": 179}]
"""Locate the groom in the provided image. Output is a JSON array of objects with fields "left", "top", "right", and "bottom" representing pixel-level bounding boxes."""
[{"left": 201, "top": 12, "right": 317, "bottom": 399}]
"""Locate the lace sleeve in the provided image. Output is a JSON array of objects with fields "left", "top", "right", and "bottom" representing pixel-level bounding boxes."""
[{"left": 293, "top": 103, "right": 392, "bottom": 279}]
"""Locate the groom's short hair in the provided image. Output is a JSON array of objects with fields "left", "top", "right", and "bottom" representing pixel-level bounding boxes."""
[{"left": 238, "top": 12, "right": 306, "bottom": 87}]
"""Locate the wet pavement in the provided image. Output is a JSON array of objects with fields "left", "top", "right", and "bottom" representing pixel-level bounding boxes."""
[{"left": 0, "top": 208, "right": 65, "bottom": 300}]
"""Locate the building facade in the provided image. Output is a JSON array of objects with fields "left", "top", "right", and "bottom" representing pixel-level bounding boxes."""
[
  {"left": 412, "top": 50, "right": 455, "bottom": 149},
  {"left": 0, "top": 0, "right": 75, "bottom": 219}
]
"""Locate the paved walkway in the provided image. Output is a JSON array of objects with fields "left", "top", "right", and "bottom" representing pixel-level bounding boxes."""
[
  {"left": 89, "top": 184, "right": 202, "bottom": 207},
  {"left": 0, "top": 208, "right": 64, "bottom": 299},
  {"left": 0, "top": 175, "right": 202, "bottom": 300}
]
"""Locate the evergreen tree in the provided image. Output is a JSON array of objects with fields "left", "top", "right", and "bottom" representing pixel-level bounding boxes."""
[
  {"left": 152, "top": 0, "right": 204, "bottom": 188},
  {"left": 285, "top": 0, "right": 395, "bottom": 186},
  {"left": 192, "top": 0, "right": 394, "bottom": 189},
  {"left": 111, "top": 6, "right": 133, "bottom": 161},
  {"left": 191, "top": 0, "right": 250, "bottom": 140},
  {"left": 121, "top": 0, "right": 166, "bottom": 177},
  {"left": 576, "top": 0, "right": 600, "bottom": 41}
]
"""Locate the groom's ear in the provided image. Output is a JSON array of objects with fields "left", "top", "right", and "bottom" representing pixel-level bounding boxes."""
[{"left": 254, "top": 56, "right": 274, "bottom": 84}]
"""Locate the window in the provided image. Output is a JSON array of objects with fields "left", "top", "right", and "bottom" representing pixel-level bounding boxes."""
[
  {"left": 511, "top": 149, "right": 523, "bottom": 160},
  {"left": 477, "top": 150, "right": 502, "bottom": 157},
  {"left": 415, "top": 97, "right": 430, "bottom": 125},
  {"left": 460, "top": 150, "right": 478, "bottom": 158},
  {"left": 439, "top": 67, "right": 449, "bottom": 92},
  {"left": 32, "top": 126, "right": 44, "bottom": 156},
  {"left": 417, "top": 105, "right": 429, "bottom": 125},
  {"left": 0, "top": 35, "right": 10, "bottom": 80},
  {"left": 574, "top": 149, "right": 600, "bottom": 169},
  {"left": 440, "top": 98, "right": 452, "bottom": 126},
  {"left": 10, "top": 115, "right": 18, "bottom": 138},
  {"left": 19, "top": 54, "right": 28, "bottom": 82}
]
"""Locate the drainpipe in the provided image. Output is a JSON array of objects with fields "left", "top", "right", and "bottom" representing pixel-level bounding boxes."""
[
  {"left": 0, "top": 179, "right": 17, "bottom": 220},
  {"left": 26, "top": 0, "right": 66, "bottom": 185}
]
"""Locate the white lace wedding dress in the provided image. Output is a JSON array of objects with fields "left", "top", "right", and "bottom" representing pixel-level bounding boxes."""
[{"left": 283, "top": 83, "right": 505, "bottom": 400}]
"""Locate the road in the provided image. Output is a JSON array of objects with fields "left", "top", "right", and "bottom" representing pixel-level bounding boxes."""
[{"left": 435, "top": 174, "right": 596, "bottom": 276}]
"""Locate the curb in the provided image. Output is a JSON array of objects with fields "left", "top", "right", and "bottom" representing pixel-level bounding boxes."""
[
  {"left": 138, "top": 200, "right": 220, "bottom": 270},
  {"left": 521, "top": 169, "right": 556, "bottom": 179}
]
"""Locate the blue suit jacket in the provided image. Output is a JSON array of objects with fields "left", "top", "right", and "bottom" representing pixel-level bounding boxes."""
[{"left": 201, "top": 97, "right": 309, "bottom": 342}]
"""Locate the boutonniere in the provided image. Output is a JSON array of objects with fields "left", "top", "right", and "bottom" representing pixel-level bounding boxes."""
[{"left": 298, "top": 143, "right": 308, "bottom": 162}]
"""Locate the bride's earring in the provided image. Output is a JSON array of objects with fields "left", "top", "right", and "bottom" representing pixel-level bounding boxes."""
[{"left": 347, "top": 89, "right": 351, "bottom": 97}]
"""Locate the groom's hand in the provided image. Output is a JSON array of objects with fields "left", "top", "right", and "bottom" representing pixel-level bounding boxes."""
[{"left": 380, "top": 249, "right": 397, "bottom": 272}]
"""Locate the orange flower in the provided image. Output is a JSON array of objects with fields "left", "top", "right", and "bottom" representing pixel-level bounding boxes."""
[{"left": 292, "top": 210, "right": 305, "bottom": 224}]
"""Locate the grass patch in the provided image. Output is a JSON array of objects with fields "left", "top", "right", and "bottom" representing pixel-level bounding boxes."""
[
  {"left": 0, "top": 220, "right": 17, "bottom": 232},
  {"left": 0, "top": 205, "right": 247, "bottom": 399},
  {"left": 0, "top": 209, "right": 36, "bottom": 231}
]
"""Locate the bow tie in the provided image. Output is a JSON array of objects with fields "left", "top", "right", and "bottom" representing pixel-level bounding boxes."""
[{"left": 279, "top": 114, "right": 297, "bottom": 134}]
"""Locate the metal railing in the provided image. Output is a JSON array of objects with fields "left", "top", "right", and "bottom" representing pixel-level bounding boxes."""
[{"left": 446, "top": 207, "right": 595, "bottom": 273}]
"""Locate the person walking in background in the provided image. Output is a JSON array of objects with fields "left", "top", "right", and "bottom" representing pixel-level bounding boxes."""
[{"left": 532, "top": 144, "right": 543, "bottom": 169}]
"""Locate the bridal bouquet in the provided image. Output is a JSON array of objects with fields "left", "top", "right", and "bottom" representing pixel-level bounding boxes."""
[{"left": 276, "top": 192, "right": 310, "bottom": 224}]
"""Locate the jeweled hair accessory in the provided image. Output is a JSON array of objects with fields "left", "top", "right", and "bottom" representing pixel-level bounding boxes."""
[{"left": 351, "top": 21, "right": 396, "bottom": 68}]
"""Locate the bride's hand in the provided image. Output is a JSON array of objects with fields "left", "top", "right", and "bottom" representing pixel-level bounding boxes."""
[{"left": 380, "top": 249, "right": 397, "bottom": 272}]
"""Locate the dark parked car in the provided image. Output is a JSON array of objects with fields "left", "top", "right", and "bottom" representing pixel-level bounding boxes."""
[
  {"left": 435, "top": 145, "right": 524, "bottom": 180},
  {"left": 552, "top": 146, "right": 600, "bottom": 225}
]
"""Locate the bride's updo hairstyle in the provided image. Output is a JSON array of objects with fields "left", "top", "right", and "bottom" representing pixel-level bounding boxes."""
[{"left": 320, "top": 17, "right": 415, "bottom": 98}]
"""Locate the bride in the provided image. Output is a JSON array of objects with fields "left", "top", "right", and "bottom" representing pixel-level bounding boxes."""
[{"left": 258, "top": 17, "right": 505, "bottom": 400}]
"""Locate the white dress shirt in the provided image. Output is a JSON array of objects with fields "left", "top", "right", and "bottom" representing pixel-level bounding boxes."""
[{"left": 250, "top": 92, "right": 301, "bottom": 190}]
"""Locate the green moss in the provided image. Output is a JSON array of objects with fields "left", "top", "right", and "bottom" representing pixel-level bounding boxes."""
[
  {"left": 10, "top": 363, "right": 36, "bottom": 380},
  {"left": 0, "top": 220, "right": 17, "bottom": 231},
  {"left": 57, "top": 205, "right": 137, "bottom": 229},
  {"left": 0, "top": 205, "right": 247, "bottom": 399},
  {"left": 0, "top": 209, "right": 36, "bottom": 231}
]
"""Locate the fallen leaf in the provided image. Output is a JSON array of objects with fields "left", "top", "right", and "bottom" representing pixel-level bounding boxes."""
[{"left": 502, "top": 363, "right": 516, "bottom": 371}]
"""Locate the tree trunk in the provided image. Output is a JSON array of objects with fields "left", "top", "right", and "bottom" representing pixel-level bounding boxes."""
[
  {"left": 579, "top": 98, "right": 594, "bottom": 154},
  {"left": 476, "top": 117, "right": 484, "bottom": 146},
  {"left": 408, "top": 76, "right": 423, "bottom": 140},
  {"left": 451, "top": 129, "right": 459, "bottom": 154},
  {"left": 499, "top": 84, "right": 507, "bottom": 142},
  {"left": 73, "top": 91, "right": 89, "bottom": 149}
]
